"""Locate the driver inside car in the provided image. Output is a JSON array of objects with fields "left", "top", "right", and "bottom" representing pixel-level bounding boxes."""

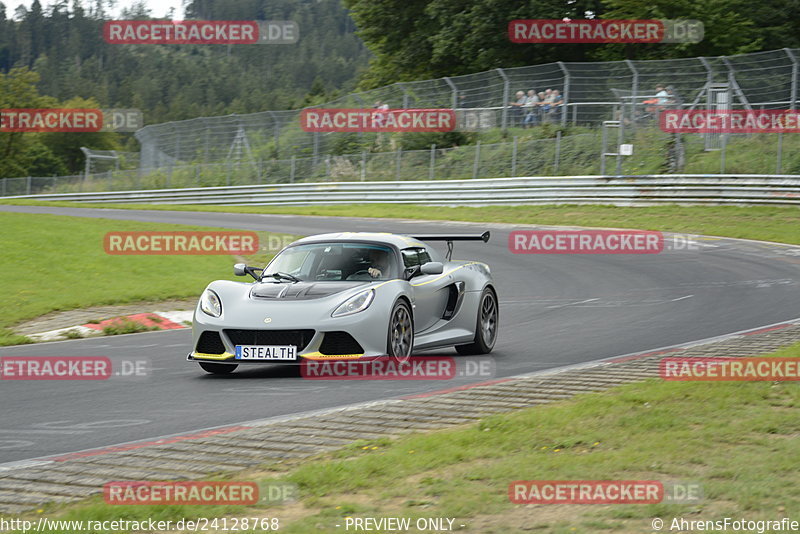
[
  {"left": 367, "top": 249, "right": 390, "bottom": 278},
  {"left": 345, "top": 248, "right": 391, "bottom": 280}
]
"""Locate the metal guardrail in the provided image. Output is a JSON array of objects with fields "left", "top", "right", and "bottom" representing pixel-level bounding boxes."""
[{"left": 6, "top": 175, "right": 800, "bottom": 206}]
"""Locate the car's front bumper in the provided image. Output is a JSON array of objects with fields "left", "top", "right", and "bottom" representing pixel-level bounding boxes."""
[{"left": 188, "top": 296, "right": 394, "bottom": 365}]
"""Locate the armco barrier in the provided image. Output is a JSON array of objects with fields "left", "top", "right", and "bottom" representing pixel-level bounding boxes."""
[{"left": 5, "top": 175, "right": 800, "bottom": 206}]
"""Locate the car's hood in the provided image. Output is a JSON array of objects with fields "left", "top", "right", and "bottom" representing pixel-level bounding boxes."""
[{"left": 250, "top": 280, "right": 368, "bottom": 300}]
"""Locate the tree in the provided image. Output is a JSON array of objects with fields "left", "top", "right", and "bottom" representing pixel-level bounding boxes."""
[
  {"left": 0, "top": 68, "right": 118, "bottom": 177},
  {"left": 345, "top": 0, "right": 793, "bottom": 87}
]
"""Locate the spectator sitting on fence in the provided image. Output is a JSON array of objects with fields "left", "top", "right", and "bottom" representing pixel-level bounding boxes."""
[
  {"left": 509, "top": 90, "right": 527, "bottom": 125},
  {"left": 522, "top": 89, "right": 540, "bottom": 128},
  {"left": 665, "top": 85, "right": 682, "bottom": 109},
  {"left": 644, "top": 84, "right": 672, "bottom": 115},
  {"left": 539, "top": 88, "right": 556, "bottom": 113},
  {"left": 546, "top": 89, "right": 564, "bottom": 120},
  {"left": 656, "top": 85, "right": 671, "bottom": 106}
]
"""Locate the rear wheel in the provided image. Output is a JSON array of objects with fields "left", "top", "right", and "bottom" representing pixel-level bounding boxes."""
[
  {"left": 199, "top": 362, "right": 238, "bottom": 374},
  {"left": 456, "top": 287, "right": 498, "bottom": 355},
  {"left": 387, "top": 300, "right": 414, "bottom": 362}
]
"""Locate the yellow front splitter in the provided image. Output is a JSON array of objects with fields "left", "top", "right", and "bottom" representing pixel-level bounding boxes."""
[{"left": 189, "top": 351, "right": 366, "bottom": 362}]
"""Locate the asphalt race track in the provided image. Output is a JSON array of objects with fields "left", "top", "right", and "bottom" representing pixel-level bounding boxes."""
[{"left": 2, "top": 205, "right": 800, "bottom": 464}]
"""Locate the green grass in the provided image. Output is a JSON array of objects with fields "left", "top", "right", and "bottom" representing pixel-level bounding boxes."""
[
  {"left": 63, "top": 329, "right": 85, "bottom": 339},
  {"left": 100, "top": 318, "right": 159, "bottom": 336},
  {"left": 5, "top": 200, "right": 800, "bottom": 246},
  {"left": 14, "top": 342, "right": 800, "bottom": 533},
  {"left": 0, "top": 211, "right": 293, "bottom": 346}
]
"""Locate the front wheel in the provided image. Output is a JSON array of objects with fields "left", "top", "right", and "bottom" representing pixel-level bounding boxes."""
[
  {"left": 456, "top": 287, "right": 498, "bottom": 355},
  {"left": 387, "top": 300, "right": 414, "bottom": 362},
  {"left": 199, "top": 362, "right": 238, "bottom": 374}
]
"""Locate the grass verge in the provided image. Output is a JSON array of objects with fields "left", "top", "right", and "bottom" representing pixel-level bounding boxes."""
[
  {"left": 14, "top": 342, "right": 800, "bottom": 533},
  {"left": 0, "top": 211, "right": 293, "bottom": 346},
  {"left": 3, "top": 200, "right": 800, "bottom": 246}
]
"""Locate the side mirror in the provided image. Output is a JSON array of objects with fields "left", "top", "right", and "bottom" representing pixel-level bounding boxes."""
[
  {"left": 234, "top": 263, "right": 262, "bottom": 280},
  {"left": 420, "top": 261, "right": 444, "bottom": 275}
]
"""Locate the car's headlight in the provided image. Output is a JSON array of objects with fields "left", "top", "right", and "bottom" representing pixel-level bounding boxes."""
[
  {"left": 200, "top": 289, "right": 222, "bottom": 318},
  {"left": 332, "top": 289, "right": 375, "bottom": 317}
]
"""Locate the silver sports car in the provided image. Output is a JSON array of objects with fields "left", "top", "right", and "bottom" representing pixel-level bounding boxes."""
[{"left": 187, "top": 231, "right": 498, "bottom": 374}]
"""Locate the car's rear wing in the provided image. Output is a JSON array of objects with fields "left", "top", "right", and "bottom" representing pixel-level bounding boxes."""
[{"left": 412, "top": 231, "right": 490, "bottom": 260}]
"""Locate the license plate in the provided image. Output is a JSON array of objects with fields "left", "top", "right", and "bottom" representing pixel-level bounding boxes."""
[{"left": 235, "top": 345, "right": 297, "bottom": 361}]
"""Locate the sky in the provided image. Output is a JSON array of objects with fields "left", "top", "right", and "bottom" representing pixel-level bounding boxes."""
[{"left": 10, "top": 0, "right": 185, "bottom": 18}]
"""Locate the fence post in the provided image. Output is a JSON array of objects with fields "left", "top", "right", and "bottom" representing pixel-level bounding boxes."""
[
  {"left": 204, "top": 125, "right": 210, "bottom": 163},
  {"left": 361, "top": 151, "right": 367, "bottom": 181},
  {"left": 782, "top": 48, "right": 797, "bottom": 174},
  {"left": 786, "top": 48, "right": 798, "bottom": 110},
  {"left": 269, "top": 111, "right": 281, "bottom": 157},
  {"left": 472, "top": 141, "right": 481, "bottom": 179},
  {"left": 290, "top": 155, "right": 296, "bottom": 182},
  {"left": 720, "top": 134, "right": 727, "bottom": 173},
  {"left": 444, "top": 77, "right": 458, "bottom": 109},
  {"left": 557, "top": 61, "right": 570, "bottom": 127},
  {"left": 600, "top": 126, "right": 608, "bottom": 175},
  {"left": 429, "top": 144, "right": 436, "bottom": 180},
  {"left": 399, "top": 83, "right": 410, "bottom": 109},
  {"left": 721, "top": 56, "right": 751, "bottom": 111},
  {"left": 395, "top": 147, "right": 402, "bottom": 179},
  {"left": 26, "top": 176, "right": 31, "bottom": 195},
  {"left": 625, "top": 59, "right": 638, "bottom": 130},
  {"left": 511, "top": 136, "right": 518, "bottom": 177},
  {"left": 352, "top": 93, "right": 367, "bottom": 144},
  {"left": 554, "top": 131, "right": 562, "bottom": 173},
  {"left": 496, "top": 68, "right": 510, "bottom": 131},
  {"left": 1, "top": 178, "right": 5, "bottom": 197}
]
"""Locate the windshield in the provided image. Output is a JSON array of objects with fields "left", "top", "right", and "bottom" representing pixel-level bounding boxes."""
[{"left": 263, "top": 242, "right": 398, "bottom": 282}]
